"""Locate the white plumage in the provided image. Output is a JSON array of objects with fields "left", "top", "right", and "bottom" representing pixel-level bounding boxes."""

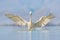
[{"left": 5, "top": 11, "right": 54, "bottom": 30}]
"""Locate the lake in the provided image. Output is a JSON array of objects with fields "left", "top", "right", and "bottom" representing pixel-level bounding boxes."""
[{"left": 0, "top": 26, "right": 60, "bottom": 40}]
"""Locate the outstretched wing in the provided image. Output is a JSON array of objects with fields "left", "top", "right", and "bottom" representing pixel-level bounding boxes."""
[
  {"left": 5, "top": 14, "right": 27, "bottom": 26},
  {"left": 34, "top": 13, "right": 55, "bottom": 27}
]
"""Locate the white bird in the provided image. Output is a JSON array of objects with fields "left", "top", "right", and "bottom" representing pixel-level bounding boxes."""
[{"left": 5, "top": 11, "right": 55, "bottom": 31}]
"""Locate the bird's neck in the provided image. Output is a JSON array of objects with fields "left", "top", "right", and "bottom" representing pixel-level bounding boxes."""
[{"left": 30, "top": 15, "right": 32, "bottom": 23}]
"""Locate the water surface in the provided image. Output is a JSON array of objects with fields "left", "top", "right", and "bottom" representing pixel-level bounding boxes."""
[{"left": 0, "top": 26, "right": 60, "bottom": 40}]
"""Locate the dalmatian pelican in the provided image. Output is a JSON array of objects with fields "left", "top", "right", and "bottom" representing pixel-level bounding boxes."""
[{"left": 5, "top": 11, "right": 54, "bottom": 31}]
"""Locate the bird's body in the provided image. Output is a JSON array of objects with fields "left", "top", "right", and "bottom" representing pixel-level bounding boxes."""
[{"left": 5, "top": 11, "right": 54, "bottom": 31}]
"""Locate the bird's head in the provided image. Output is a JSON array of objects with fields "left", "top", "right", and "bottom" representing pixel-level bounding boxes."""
[{"left": 29, "top": 11, "right": 32, "bottom": 16}]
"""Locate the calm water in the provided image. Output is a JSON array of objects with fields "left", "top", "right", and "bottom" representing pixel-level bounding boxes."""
[{"left": 0, "top": 26, "right": 60, "bottom": 40}]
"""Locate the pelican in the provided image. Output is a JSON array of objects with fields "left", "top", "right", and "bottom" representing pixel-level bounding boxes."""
[{"left": 5, "top": 11, "right": 54, "bottom": 30}]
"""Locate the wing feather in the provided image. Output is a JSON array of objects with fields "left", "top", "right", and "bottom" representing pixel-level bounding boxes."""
[
  {"left": 34, "top": 13, "right": 54, "bottom": 27},
  {"left": 5, "top": 14, "right": 27, "bottom": 26}
]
